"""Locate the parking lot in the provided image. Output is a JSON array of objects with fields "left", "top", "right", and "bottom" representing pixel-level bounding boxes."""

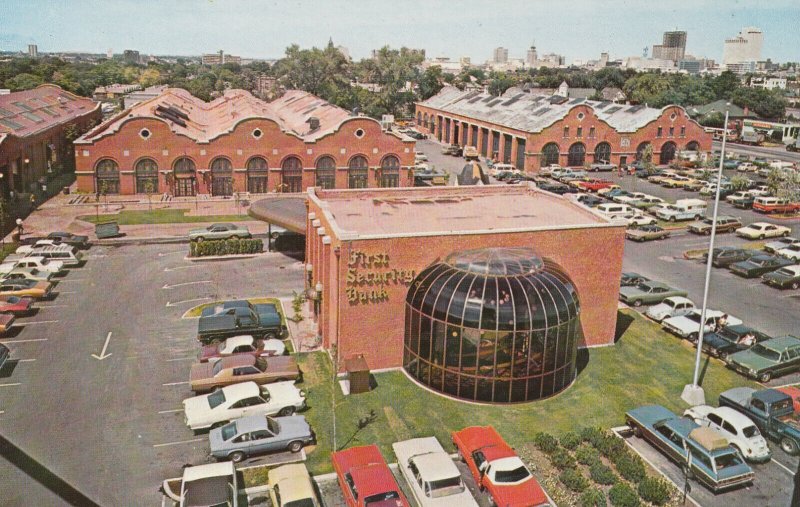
[{"left": 0, "top": 243, "right": 305, "bottom": 506}]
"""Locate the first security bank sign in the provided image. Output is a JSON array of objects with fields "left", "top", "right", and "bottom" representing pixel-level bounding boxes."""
[{"left": 345, "top": 250, "right": 415, "bottom": 304}]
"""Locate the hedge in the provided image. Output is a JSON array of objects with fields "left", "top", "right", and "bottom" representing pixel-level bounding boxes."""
[
  {"left": 189, "top": 238, "right": 263, "bottom": 257},
  {"left": 612, "top": 452, "right": 646, "bottom": 484},
  {"left": 580, "top": 488, "right": 608, "bottom": 507},
  {"left": 560, "top": 431, "right": 582, "bottom": 450},
  {"left": 637, "top": 477, "right": 672, "bottom": 506},
  {"left": 550, "top": 448, "right": 577, "bottom": 470},
  {"left": 609, "top": 483, "right": 640, "bottom": 507},
  {"left": 589, "top": 462, "right": 618, "bottom": 486},
  {"left": 575, "top": 444, "right": 602, "bottom": 467}
]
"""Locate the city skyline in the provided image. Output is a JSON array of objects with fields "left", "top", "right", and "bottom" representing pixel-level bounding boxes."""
[{"left": 1, "top": 0, "right": 799, "bottom": 64}]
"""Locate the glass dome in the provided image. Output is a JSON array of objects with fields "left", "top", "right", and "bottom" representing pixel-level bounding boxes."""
[{"left": 403, "top": 247, "right": 581, "bottom": 403}]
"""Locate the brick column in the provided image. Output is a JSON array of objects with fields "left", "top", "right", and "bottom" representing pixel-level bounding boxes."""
[{"left": 511, "top": 137, "right": 519, "bottom": 168}]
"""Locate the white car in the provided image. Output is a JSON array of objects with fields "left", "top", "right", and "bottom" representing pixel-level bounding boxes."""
[
  {"left": 183, "top": 381, "right": 305, "bottom": 431},
  {"left": 645, "top": 296, "right": 695, "bottom": 322},
  {"left": 631, "top": 196, "right": 665, "bottom": 209},
  {"left": 777, "top": 244, "right": 800, "bottom": 261},
  {"left": 764, "top": 236, "right": 800, "bottom": 253},
  {"left": 612, "top": 192, "right": 648, "bottom": 205},
  {"left": 662, "top": 309, "right": 742, "bottom": 342},
  {"left": 725, "top": 191, "right": 751, "bottom": 203},
  {"left": 620, "top": 213, "right": 657, "bottom": 227},
  {"left": 683, "top": 406, "right": 771, "bottom": 462},
  {"left": 736, "top": 222, "right": 792, "bottom": 240},
  {"left": 162, "top": 461, "right": 238, "bottom": 507},
  {"left": 415, "top": 153, "right": 428, "bottom": 162},
  {"left": 737, "top": 162, "right": 757, "bottom": 173},
  {"left": 392, "top": 437, "right": 479, "bottom": 507},
  {"left": 0, "top": 267, "right": 53, "bottom": 282},
  {"left": 0, "top": 257, "right": 65, "bottom": 275},
  {"left": 539, "top": 164, "right": 560, "bottom": 177},
  {"left": 748, "top": 185, "right": 771, "bottom": 197}
]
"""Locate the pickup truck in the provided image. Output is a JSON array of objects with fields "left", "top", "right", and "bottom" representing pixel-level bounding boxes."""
[
  {"left": 197, "top": 301, "right": 287, "bottom": 344},
  {"left": 719, "top": 387, "right": 800, "bottom": 456}
]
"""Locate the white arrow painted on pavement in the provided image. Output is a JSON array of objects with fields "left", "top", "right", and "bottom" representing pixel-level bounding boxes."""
[
  {"left": 166, "top": 297, "right": 212, "bottom": 307},
  {"left": 163, "top": 265, "right": 200, "bottom": 272},
  {"left": 91, "top": 332, "right": 113, "bottom": 360},
  {"left": 162, "top": 280, "right": 212, "bottom": 290}
]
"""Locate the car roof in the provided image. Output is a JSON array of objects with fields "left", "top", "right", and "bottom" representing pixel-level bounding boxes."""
[
  {"left": 224, "top": 335, "right": 255, "bottom": 348},
  {"left": 710, "top": 407, "right": 757, "bottom": 427},
  {"left": 230, "top": 415, "right": 269, "bottom": 434},
  {"left": 217, "top": 354, "right": 257, "bottom": 368},
  {"left": 641, "top": 281, "right": 671, "bottom": 289},
  {"left": 664, "top": 296, "right": 692, "bottom": 304},
  {"left": 268, "top": 464, "right": 316, "bottom": 502},
  {"left": 221, "top": 381, "right": 260, "bottom": 399},
  {"left": 183, "top": 461, "right": 235, "bottom": 482},
  {"left": 413, "top": 452, "right": 460, "bottom": 482},
  {"left": 763, "top": 335, "right": 800, "bottom": 351}
]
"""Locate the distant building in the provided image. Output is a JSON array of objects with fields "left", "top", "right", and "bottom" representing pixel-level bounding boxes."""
[
  {"left": 123, "top": 84, "right": 168, "bottom": 109},
  {"left": 687, "top": 99, "right": 757, "bottom": 122},
  {"left": 336, "top": 45, "right": 351, "bottom": 61},
  {"left": 538, "top": 53, "right": 565, "bottom": 68},
  {"left": 93, "top": 83, "right": 142, "bottom": 101},
  {"left": 726, "top": 61, "right": 757, "bottom": 76},
  {"left": 723, "top": 27, "right": 763, "bottom": 67},
  {"left": 107, "top": 48, "right": 113, "bottom": 59},
  {"left": 202, "top": 50, "right": 241, "bottom": 66},
  {"left": 621, "top": 56, "right": 677, "bottom": 72},
  {"left": 526, "top": 45, "right": 538, "bottom": 66},
  {"left": 123, "top": 50, "right": 141, "bottom": 65},
  {"left": 422, "top": 57, "right": 464, "bottom": 74},
  {"left": 493, "top": 47, "right": 508, "bottom": 64},
  {"left": 600, "top": 87, "right": 625, "bottom": 102},
  {"left": 27, "top": 44, "right": 38, "bottom": 58},
  {"left": 652, "top": 31, "right": 687, "bottom": 63},
  {"left": 678, "top": 59, "right": 701, "bottom": 74},
  {"left": 750, "top": 77, "right": 787, "bottom": 90},
  {"left": 255, "top": 74, "right": 277, "bottom": 97}
]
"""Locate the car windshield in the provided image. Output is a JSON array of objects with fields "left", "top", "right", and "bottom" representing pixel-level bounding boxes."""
[
  {"left": 742, "top": 425, "right": 760, "bottom": 438},
  {"left": 775, "top": 269, "right": 793, "bottom": 276},
  {"left": 495, "top": 465, "right": 530, "bottom": 483},
  {"left": 220, "top": 421, "right": 237, "bottom": 441},
  {"left": 717, "top": 328, "right": 740, "bottom": 342},
  {"left": 714, "top": 451, "right": 744, "bottom": 470},
  {"left": 686, "top": 313, "right": 703, "bottom": 324},
  {"left": 266, "top": 417, "right": 280, "bottom": 433},
  {"left": 212, "top": 361, "right": 224, "bottom": 376},
  {"left": 428, "top": 476, "right": 464, "bottom": 497},
  {"left": 207, "top": 390, "right": 226, "bottom": 409},
  {"left": 364, "top": 491, "right": 400, "bottom": 505},
  {"left": 750, "top": 344, "right": 781, "bottom": 361}
]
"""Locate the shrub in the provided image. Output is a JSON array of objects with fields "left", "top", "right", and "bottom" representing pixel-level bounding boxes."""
[
  {"left": 575, "top": 444, "right": 601, "bottom": 466},
  {"left": 612, "top": 453, "right": 646, "bottom": 484},
  {"left": 589, "top": 462, "right": 617, "bottom": 486},
  {"left": 580, "top": 488, "right": 608, "bottom": 507},
  {"left": 559, "top": 468, "right": 589, "bottom": 493},
  {"left": 609, "top": 483, "right": 640, "bottom": 507},
  {"left": 560, "top": 431, "right": 582, "bottom": 450},
  {"left": 637, "top": 477, "right": 672, "bottom": 506},
  {"left": 596, "top": 434, "right": 626, "bottom": 459},
  {"left": 190, "top": 238, "right": 263, "bottom": 257},
  {"left": 533, "top": 432, "right": 559, "bottom": 455},
  {"left": 581, "top": 427, "right": 605, "bottom": 447},
  {"left": 550, "top": 448, "right": 577, "bottom": 470}
]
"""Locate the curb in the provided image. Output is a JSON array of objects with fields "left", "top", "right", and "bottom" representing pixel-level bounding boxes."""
[
  {"left": 96, "top": 236, "right": 190, "bottom": 246},
  {"left": 187, "top": 253, "right": 265, "bottom": 262}
]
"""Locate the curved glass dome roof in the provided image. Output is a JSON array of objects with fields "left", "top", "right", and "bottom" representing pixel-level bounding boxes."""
[{"left": 403, "top": 247, "right": 581, "bottom": 403}]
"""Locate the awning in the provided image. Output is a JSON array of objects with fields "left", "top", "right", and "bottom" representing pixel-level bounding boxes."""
[{"left": 248, "top": 195, "right": 307, "bottom": 234}]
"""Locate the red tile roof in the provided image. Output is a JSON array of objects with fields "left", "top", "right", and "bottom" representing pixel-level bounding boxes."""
[{"left": 0, "top": 85, "right": 99, "bottom": 139}]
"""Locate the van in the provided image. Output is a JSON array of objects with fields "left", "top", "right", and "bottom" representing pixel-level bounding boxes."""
[
  {"left": 15, "top": 245, "right": 83, "bottom": 267},
  {"left": 656, "top": 198, "right": 707, "bottom": 222},
  {"left": 752, "top": 196, "right": 800, "bottom": 214},
  {"left": 595, "top": 203, "right": 635, "bottom": 219}
]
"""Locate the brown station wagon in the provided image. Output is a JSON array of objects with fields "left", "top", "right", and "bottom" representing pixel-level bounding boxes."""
[{"left": 189, "top": 354, "right": 301, "bottom": 393}]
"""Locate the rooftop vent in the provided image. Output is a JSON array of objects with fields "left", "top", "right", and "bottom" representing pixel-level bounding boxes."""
[{"left": 307, "top": 116, "right": 320, "bottom": 131}]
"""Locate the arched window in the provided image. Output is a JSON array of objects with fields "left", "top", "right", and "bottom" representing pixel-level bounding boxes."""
[
  {"left": 315, "top": 156, "right": 336, "bottom": 189},
  {"left": 348, "top": 155, "right": 369, "bottom": 189},
  {"left": 246, "top": 157, "right": 268, "bottom": 193},
  {"left": 567, "top": 143, "right": 586, "bottom": 167},
  {"left": 423, "top": 112, "right": 429, "bottom": 128},
  {"left": 594, "top": 142, "right": 611, "bottom": 164},
  {"left": 416, "top": 111, "right": 422, "bottom": 125},
  {"left": 379, "top": 155, "right": 400, "bottom": 188},
  {"left": 541, "top": 143, "right": 560, "bottom": 167},
  {"left": 659, "top": 141, "right": 677, "bottom": 165},
  {"left": 172, "top": 157, "right": 196, "bottom": 197},
  {"left": 636, "top": 142, "right": 651, "bottom": 162},
  {"left": 95, "top": 158, "right": 120, "bottom": 195},
  {"left": 209, "top": 157, "right": 233, "bottom": 196},
  {"left": 134, "top": 158, "right": 159, "bottom": 194},
  {"left": 281, "top": 157, "right": 303, "bottom": 193},
  {"left": 685, "top": 141, "right": 700, "bottom": 152}
]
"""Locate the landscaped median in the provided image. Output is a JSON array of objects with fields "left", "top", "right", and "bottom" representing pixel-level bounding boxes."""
[
  {"left": 78, "top": 209, "right": 254, "bottom": 225},
  {"left": 182, "top": 297, "right": 284, "bottom": 319}
]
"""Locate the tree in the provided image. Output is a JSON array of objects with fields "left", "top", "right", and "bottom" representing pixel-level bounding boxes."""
[
  {"left": 6, "top": 72, "right": 43, "bottom": 91},
  {"left": 699, "top": 112, "right": 726, "bottom": 128},
  {"left": 710, "top": 71, "right": 741, "bottom": 100},
  {"left": 487, "top": 72, "right": 516, "bottom": 96},
  {"left": 418, "top": 66, "right": 444, "bottom": 100},
  {"left": 730, "top": 87, "right": 787, "bottom": 119},
  {"left": 641, "top": 145, "right": 655, "bottom": 175},
  {"left": 767, "top": 168, "right": 800, "bottom": 205}
]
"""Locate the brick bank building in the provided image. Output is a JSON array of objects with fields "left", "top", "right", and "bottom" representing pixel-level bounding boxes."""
[
  {"left": 74, "top": 88, "right": 415, "bottom": 196},
  {"left": 304, "top": 184, "right": 625, "bottom": 403},
  {"left": 415, "top": 86, "right": 712, "bottom": 172}
]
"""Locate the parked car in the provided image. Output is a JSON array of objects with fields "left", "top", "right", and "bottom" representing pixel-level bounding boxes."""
[
  {"left": 0, "top": 295, "right": 33, "bottom": 315},
  {"left": 762, "top": 265, "right": 800, "bottom": 290},
  {"left": 763, "top": 236, "right": 800, "bottom": 254},
  {"left": 332, "top": 444, "right": 411, "bottom": 507},
  {"left": 776, "top": 386, "right": 800, "bottom": 415},
  {"left": 463, "top": 146, "right": 479, "bottom": 161},
  {"left": 183, "top": 380, "right": 306, "bottom": 431},
  {"left": 730, "top": 254, "right": 793, "bottom": 278},
  {"left": 645, "top": 296, "right": 695, "bottom": 322},
  {"left": 452, "top": 426, "right": 549, "bottom": 507},
  {"left": 662, "top": 309, "right": 742, "bottom": 343},
  {"left": 1, "top": 268, "right": 53, "bottom": 283},
  {"left": 188, "top": 223, "right": 251, "bottom": 241},
  {"left": 0, "top": 279, "right": 53, "bottom": 299},
  {"left": 776, "top": 244, "right": 800, "bottom": 262},
  {"left": 620, "top": 272, "right": 649, "bottom": 287},
  {"left": 753, "top": 197, "right": 800, "bottom": 214},
  {"left": 537, "top": 182, "right": 575, "bottom": 195},
  {"left": 0, "top": 257, "right": 64, "bottom": 276},
  {"left": 0, "top": 314, "right": 14, "bottom": 335},
  {"left": 620, "top": 213, "right": 657, "bottom": 227},
  {"left": 731, "top": 193, "right": 756, "bottom": 209},
  {"left": 598, "top": 188, "right": 628, "bottom": 199},
  {"left": 631, "top": 196, "right": 665, "bottom": 210},
  {"left": 161, "top": 461, "right": 238, "bottom": 507},
  {"left": 687, "top": 216, "right": 742, "bottom": 235},
  {"left": 575, "top": 178, "right": 614, "bottom": 192},
  {"left": 719, "top": 387, "right": 800, "bottom": 455},
  {"left": 589, "top": 161, "right": 616, "bottom": 172},
  {"left": 612, "top": 192, "right": 648, "bottom": 205},
  {"left": 198, "top": 335, "right": 286, "bottom": 363},
  {"left": 705, "top": 247, "right": 759, "bottom": 268},
  {"left": 625, "top": 225, "right": 669, "bottom": 242},
  {"left": 210, "top": 414, "right": 314, "bottom": 462},
  {"left": 736, "top": 222, "right": 791, "bottom": 240},
  {"left": 683, "top": 405, "right": 771, "bottom": 462},
  {"left": 189, "top": 355, "right": 301, "bottom": 393},
  {"left": 15, "top": 244, "right": 83, "bottom": 267},
  {"left": 726, "top": 335, "right": 800, "bottom": 383},
  {"left": 575, "top": 194, "right": 606, "bottom": 208},
  {"left": 619, "top": 281, "right": 688, "bottom": 307},
  {"left": 267, "top": 463, "right": 321, "bottom": 507},
  {"left": 40, "top": 232, "right": 91, "bottom": 249},
  {"left": 197, "top": 301, "right": 287, "bottom": 344},
  {"left": 655, "top": 199, "right": 707, "bottom": 222},
  {"left": 625, "top": 405, "right": 754, "bottom": 492},
  {"left": 442, "top": 144, "right": 462, "bottom": 156},
  {"left": 392, "top": 437, "right": 479, "bottom": 507},
  {"left": 701, "top": 325, "right": 771, "bottom": 360}
]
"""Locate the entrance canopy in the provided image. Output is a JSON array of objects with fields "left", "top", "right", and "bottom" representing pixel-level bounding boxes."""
[{"left": 248, "top": 195, "right": 307, "bottom": 234}]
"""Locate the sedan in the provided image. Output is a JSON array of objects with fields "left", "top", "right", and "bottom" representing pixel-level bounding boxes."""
[
  {"left": 730, "top": 255, "right": 794, "bottom": 278},
  {"left": 706, "top": 247, "right": 759, "bottom": 268},
  {"left": 46, "top": 232, "right": 91, "bottom": 249},
  {"left": 620, "top": 272, "right": 649, "bottom": 287},
  {"left": 189, "top": 355, "right": 301, "bottom": 393},
  {"left": 332, "top": 445, "right": 411, "bottom": 507},
  {"left": 1, "top": 268, "right": 54, "bottom": 283},
  {"left": 631, "top": 196, "right": 666, "bottom": 210},
  {"left": 198, "top": 335, "right": 286, "bottom": 363},
  {"left": 268, "top": 464, "right": 321, "bottom": 507},
  {"left": 701, "top": 325, "right": 771, "bottom": 360},
  {"left": 764, "top": 236, "right": 800, "bottom": 254},
  {"left": 777, "top": 245, "right": 800, "bottom": 262},
  {"left": 0, "top": 295, "right": 33, "bottom": 315},
  {"left": 621, "top": 213, "right": 657, "bottom": 227},
  {"left": 736, "top": 222, "right": 792, "bottom": 240},
  {"left": 188, "top": 223, "right": 251, "bottom": 242},
  {"left": 0, "top": 314, "right": 15, "bottom": 335},
  {"left": 682, "top": 406, "right": 771, "bottom": 463},
  {"left": 210, "top": 415, "right": 314, "bottom": 462},
  {"left": 0, "top": 280, "right": 53, "bottom": 299},
  {"left": 762, "top": 265, "right": 800, "bottom": 290},
  {"left": 727, "top": 335, "right": 800, "bottom": 383},
  {"left": 619, "top": 281, "right": 688, "bottom": 307},
  {"left": 687, "top": 216, "right": 742, "bottom": 235},
  {"left": 625, "top": 225, "right": 670, "bottom": 242}
]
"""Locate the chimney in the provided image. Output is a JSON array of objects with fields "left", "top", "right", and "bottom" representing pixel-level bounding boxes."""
[{"left": 307, "top": 116, "right": 320, "bottom": 131}]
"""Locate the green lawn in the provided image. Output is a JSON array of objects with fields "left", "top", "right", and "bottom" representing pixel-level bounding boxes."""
[
  {"left": 298, "top": 309, "right": 757, "bottom": 475},
  {"left": 77, "top": 209, "right": 254, "bottom": 225},
  {"left": 0, "top": 242, "right": 19, "bottom": 263}
]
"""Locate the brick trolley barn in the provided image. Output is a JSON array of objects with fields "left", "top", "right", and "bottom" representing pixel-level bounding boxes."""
[
  {"left": 305, "top": 184, "right": 626, "bottom": 403},
  {"left": 0, "top": 85, "right": 101, "bottom": 197},
  {"left": 415, "top": 86, "right": 712, "bottom": 173},
  {"left": 73, "top": 88, "right": 415, "bottom": 196}
]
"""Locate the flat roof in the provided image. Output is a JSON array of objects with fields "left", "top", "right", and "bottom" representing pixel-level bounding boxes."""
[
  {"left": 310, "top": 184, "right": 618, "bottom": 240},
  {"left": 249, "top": 195, "right": 307, "bottom": 233}
]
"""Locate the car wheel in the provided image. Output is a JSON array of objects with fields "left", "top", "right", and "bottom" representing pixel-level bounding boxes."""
[
  {"left": 705, "top": 230, "right": 711, "bottom": 236},
  {"left": 264, "top": 332, "right": 277, "bottom": 340},
  {"left": 632, "top": 300, "right": 643, "bottom": 307},
  {"left": 196, "top": 236, "right": 205, "bottom": 242},
  {"left": 760, "top": 235, "right": 765, "bottom": 240},
  {"left": 791, "top": 282, "right": 800, "bottom": 290},
  {"left": 759, "top": 372, "right": 772, "bottom": 383},
  {"left": 229, "top": 451, "right": 246, "bottom": 463},
  {"left": 669, "top": 216, "right": 676, "bottom": 222},
  {"left": 719, "top": 351, "right": 728, "bottom": 361},
  {"left": 632, "top": 424, "right": 643, "bottom": 438},
  {"left": 688, "top": 333, "right": 699, "bottom": 344},
  {"left": 781, "top": 437, "right": 799, "bottom": 456},
  {"left": 278, "top": 406, "right": 295, "bottom": 416},
  {"left": 783, "top": 231, "right": 790, "bottom": 237},
  {"left": 288, "top": 440, "right": 304, "bottom": 453}
]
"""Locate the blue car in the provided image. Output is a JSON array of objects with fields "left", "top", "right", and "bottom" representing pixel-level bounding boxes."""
[{"left": 626, "top": 405, "right": 754, "bottom": 492}]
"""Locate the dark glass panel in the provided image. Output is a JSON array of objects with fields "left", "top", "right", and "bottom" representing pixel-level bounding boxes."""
[
  {"left": 432, "top": 271, "right": 466, "bottom": 322},
  {"left": 445, "top": 326, "right": 462, "bottom": 368},
  {"left": 431, "top": 320, "right": 446, "bottom": 367},
  {"left": 480, "top": 278, "right": 498, "bottom": 331},
  {"left": 446, "top": 274, "right": 475, "bottom": 326},
  {"left": 497, "top": 277, "right": 515, "bottom": 331},
  {"left": 462, "top": 277, "right": 485, "bottom": 328},
  {"left": 494, "top": 380, "right": 511, "bottom": 403}
]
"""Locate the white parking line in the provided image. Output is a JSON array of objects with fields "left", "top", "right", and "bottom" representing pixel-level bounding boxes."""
[
  {"left": 19, "top": 320, "right": 59, "bottom": 325},
  {"left": 0, "top": 383, "right": 21, "bottom": 388},
  {"left": 162, "top": 381, "right": 190, "bottom": 386},
  {"left": 772, "top": 458, "right": 796, "bottom": 476},
  {"left": 17, "top": 358, "right": 36, "bottom": 362},
  {"left": 158, "top": 408, "right": 183, "bottom": 414},
  {"left": 0, "top": 338, "right": 47, "bottom": 344},
  {"left": 165, "top": 357, "right": 195, "bottom": 362},
  {"left": 56, "top": 291, "right": 76, "bottom": 294},
  {"left": 57, "top": 278, "right": 87, "bottom": 283},
  {"left": 37, "top": 304, "right": 69, "bottom": 308},
  {"left": 152, "top": 438, "right": 204, "bottom": 448}
]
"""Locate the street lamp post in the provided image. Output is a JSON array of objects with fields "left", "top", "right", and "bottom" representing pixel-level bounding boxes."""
[{"left": 681, "top": 107, "right": 731, "bottom": 407}]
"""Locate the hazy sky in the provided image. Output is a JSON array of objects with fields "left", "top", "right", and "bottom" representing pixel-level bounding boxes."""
[{"left": 1, "top": 0, "right": 799, "bottom": 63}]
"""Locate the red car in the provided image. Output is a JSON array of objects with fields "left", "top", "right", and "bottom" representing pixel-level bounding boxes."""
[
  {"left": 777, "top": 386, "right": 800, "bottom": 415},
  {"left": 331, "top": 444, "right": 410, "bottom": 507},
  {"left": 576, "top": 179, "right": 614, "bottom": 192},
  {"left": 452, "top": 426, "right": 549, "bottom": 507},
  {"left": 0, "top": 295, "right": 33, "bottom": 315}
]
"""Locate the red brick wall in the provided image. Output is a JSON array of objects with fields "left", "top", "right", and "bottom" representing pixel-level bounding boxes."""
[{"left": 75, "top": 115, "right": 415, "bottom": 194}]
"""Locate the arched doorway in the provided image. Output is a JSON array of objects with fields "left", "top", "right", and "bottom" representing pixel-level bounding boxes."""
[
  {"left": 135, "top": 158, "right": 159, "bottom": 194},
  {"left": 315, "top": 156, "right": 336, "bottom": 189},
  {"left": 635, "top": 142, "right": 651, "bottom": 162},
  {"left": 659, "top": 142, "right": 677, "bottom": 165},
  {"left": 172, "top": 157, "right": 196, "bottom": 197},
  {"left": 246, "top": 157, "right": 268, "bottom": 193},
  {"left": 594, "top": 142, "right": 612, "bottom": 164},
  {"left": 567, "top": 143, "right": 586, "bottom": 167},
  {"left": 379, "top": 155, "right": 400, "bottom": 188},
  {"left": 685, "top": 141, "right": 700, "bottom": 152},
  {"left": 95, "top": 159, "right": 120, "bottom": 195},
  {"left": 210, "top": 157, "right": 233, "bottom": 196},
  {"left": 281, "top": 157, "right": 303, "bottom": 193},
  {"left": 348, "top": 155, "right": 369, "bottom": 189},
  {"left": 541, "top": 143, "right": 560, "bottom": 167}
]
